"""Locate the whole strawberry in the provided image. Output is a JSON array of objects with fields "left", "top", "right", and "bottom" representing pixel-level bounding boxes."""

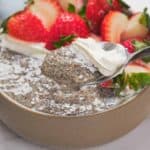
[{"left": 46, "top": 12, "right": 89, "bottom": 50}]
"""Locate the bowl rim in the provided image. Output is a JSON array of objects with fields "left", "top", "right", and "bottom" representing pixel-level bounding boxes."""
[{"left": 0, "top": 88, "right": 148, "bottom": 119}]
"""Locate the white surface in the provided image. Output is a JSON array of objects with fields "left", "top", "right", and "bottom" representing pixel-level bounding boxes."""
[{"left": 0, "top": 0, "right": 150, "bottom": 150}]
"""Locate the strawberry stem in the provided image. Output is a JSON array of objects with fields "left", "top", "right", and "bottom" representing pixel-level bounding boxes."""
[{"left": 53, "top": 35, "right": 76, "bottom": 48}]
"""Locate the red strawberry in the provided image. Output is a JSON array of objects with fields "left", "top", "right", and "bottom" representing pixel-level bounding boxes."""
[
  {"left": 125, "top": 62, "right": 150, "bottom": 74},
  {"left": 86, "top": 0, "right": 130, "bottom": 34},
  {"left": 29, "top": 0, "right": 62, "bottom": 29},
  {"left": 122, "top": 38, "right": 149, "bottom": 53},
  {"left": 101, "top": 11, "right": 128, "bottom": 43},
  {"left": 46, "top": 12, "right": 89, "bottom": 50},
  {"left": 112, "top": 0, "right": 130, "bottom": 11},
  {"left": 5, "top": 0, "right": 62, "bottom": 42},
  {"left": 7, "top": 10, "right": 49, "bottom": 42},
  {"left": 121, "top": 39, "right": 135, "bottom": 53},
  {"left": 86, "top": 0, "right": 111, "bottom": 34},
  {"left": 133, "top": 59, "right": 150, "bottom": 70},
  {"left": 100, "top": 80, "right": 113, "bottom": 88}
]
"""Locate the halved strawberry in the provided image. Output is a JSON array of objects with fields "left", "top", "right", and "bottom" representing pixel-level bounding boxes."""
[
  {"left": 101, "top": 11, "right": 128, "bottom": 43},
  {"left": 86, "top": 0, "right": 130, "bottom": 34},
  {"left": 131, "top": 59, "right": 150, "bottom": 70},
  {"left": 126, "top": 61, "right": 150, "bottom": 74},
  {"left": 29, "top": 0, "right": 62, "bottom": 29},
  {"left": 58, "top": 0, "right": 84, "bottom": 12},
  {"left": 122, "top": 13, "right": 149, "bottom": 40},
  {"left": 4, "top": 0, "right": 62, "bottom": 43},
  {"left": 7, "top": 10, "right": 49, "bottom": 42},
  {"left": 46, "top": 12, "right": 89, "bottom": 50}
]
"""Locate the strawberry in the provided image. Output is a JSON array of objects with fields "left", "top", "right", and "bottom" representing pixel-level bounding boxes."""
[
  {"left": 86, "top": 0, "right": 130, "bottom": 34},
  {"left": 46, "top": 12, "right": 89, "bottom": 50},
  {"left": 86, "top": 0, "right": 111, "bottom": 34},
  {"left": 58, "top": 0, "right": 84, "bottom": 12},
  {"left": 122, "top": 37, "right": 150, "bottom": 54},
  {"left": 132, "top": 59, "right": 150, "bottom": 70},
  {"left": 100, "top": 80, "right": 113, "bottom": 88},
  {"left": 4, "top": 0, "right": 62, "bottom": 43},
  {"left": 122, "top": 13, "right": 149, "bottom": 40},
  {"left": 7, "top": 10, "right": 49, "bottom": 42},
  {"left": 112, "top": 0, "right": 130, "bottom": 11},
  {"left": 125, "top": 62, "right": 150, "bottom": 74},
  {"left": 121, "top": 39, "right": 135, "bottom": 53},
  {"left": 101, "top": 11, "right": 128, "bottom": 43},
  {"left": 29, "top": 0, "right": 62, "bottom": 29}
]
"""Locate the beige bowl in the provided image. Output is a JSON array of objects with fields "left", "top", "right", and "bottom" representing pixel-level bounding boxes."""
[{"left": 0, "top": 88, "right": 150, "bottom": 147}]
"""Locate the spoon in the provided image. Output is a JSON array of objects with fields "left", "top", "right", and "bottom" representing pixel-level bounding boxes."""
[{"left": 81, "top": 43, "right": 150, "bottom": 86}]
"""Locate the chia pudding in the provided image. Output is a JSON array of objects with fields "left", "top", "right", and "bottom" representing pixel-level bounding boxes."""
[{"left": 0, "top": 45, "right": 136, "bottom": 116}]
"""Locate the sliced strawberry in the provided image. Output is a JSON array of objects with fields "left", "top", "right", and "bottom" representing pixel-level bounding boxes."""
[
  {"left": 100, "top": 80, "right": 113, "bottom": 88},
  {"left": 86, "top": 0, "right": 130, "bottom": 34},
  {"left": 7, "top": 10, "right": 49, "bottom": 42},
  {"left": 126, "top": 62, "right": 150, "bottom": 74},
  {"left": 101, "top": 11, "right": 128, "bottom": 43},
  {"left": 132, "top": 59, "right": 150, "bottom": 70},
  {"left": 29, "top": 0, "right": 62, "bottom": 29},
  {"left": 46, "top": 12, "right": 89, "bottom": 50},
  {"left": 58, "top": 0, "right": 84, "bottom": 12},
  {"left": 122, "top": 13, "right": 149, "bottom": 40}
]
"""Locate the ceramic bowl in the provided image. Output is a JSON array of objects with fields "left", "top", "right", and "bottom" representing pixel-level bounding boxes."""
[{"left": 0, "top": 88, "right": 150, "bottom": 147}]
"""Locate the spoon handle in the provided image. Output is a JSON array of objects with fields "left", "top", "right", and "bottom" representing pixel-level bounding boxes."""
[{"left": 129, "top": 46, "right": 150, "bottom": 62}]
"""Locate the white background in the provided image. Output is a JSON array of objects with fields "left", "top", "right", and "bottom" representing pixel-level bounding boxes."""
[{"left": 0, "top": 0, "right": 150, "bottom": 150}]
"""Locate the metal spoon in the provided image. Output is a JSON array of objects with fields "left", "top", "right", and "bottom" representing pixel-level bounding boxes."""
[{"left": 82, "top": 43, "right": 150, "bottom": 86}]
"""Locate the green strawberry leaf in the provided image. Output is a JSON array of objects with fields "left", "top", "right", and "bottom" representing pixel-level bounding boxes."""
[
  {"left": 118, "top": 0, "right": 130, "bottom": 9},
  {"left": 78, "top": 6, "right": 86, "bottom": 18},
  {"left": 139, "top": 8, "right": 150, "bottom": 29},
  {"left": 53, "top": 35, "right": 76, "bottom": 49},
  {"left": 132, "top": 40, "right": 148, "bottom": 50},
  {"left": 0, "top": 17, "right": 10, "bottom": 33},
  {"left": 25, "top": 0, "right": 34, "bottom": 5},
  {"left": 107, "top": 0, "right": 113, "bottom": 6},
  {"left": 113, "top": 72, "right": 150, "bottom": 95},
  {"left": 68, "top": 3, "right": 76, "bottom": 13},
  {"left": 142, "top": 57, "right": 150, "bottom": 63},
  {"left": 132, "top": 39, "right": 150, "bottom": 62}
]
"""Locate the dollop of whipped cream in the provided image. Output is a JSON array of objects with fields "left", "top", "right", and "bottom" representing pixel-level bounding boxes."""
[
  {"left": 0, "top": 34, "right": 128, "bottom": 76},
  {"left": 0, "top": 34, "right": 48, "bottom": 59},
  {"left": 74, "top": 38, "right": 128, "bottom": 76}
]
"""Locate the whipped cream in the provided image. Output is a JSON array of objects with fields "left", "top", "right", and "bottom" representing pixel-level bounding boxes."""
[
  {"left": 74, "top": 38, "right": 128, "bottom": 76},
  {"left": 0, "top": 34, "right": 49, "bottom": 59},
  {"left": 0, "top": 34, "right": 128, "bottom": 76}
]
